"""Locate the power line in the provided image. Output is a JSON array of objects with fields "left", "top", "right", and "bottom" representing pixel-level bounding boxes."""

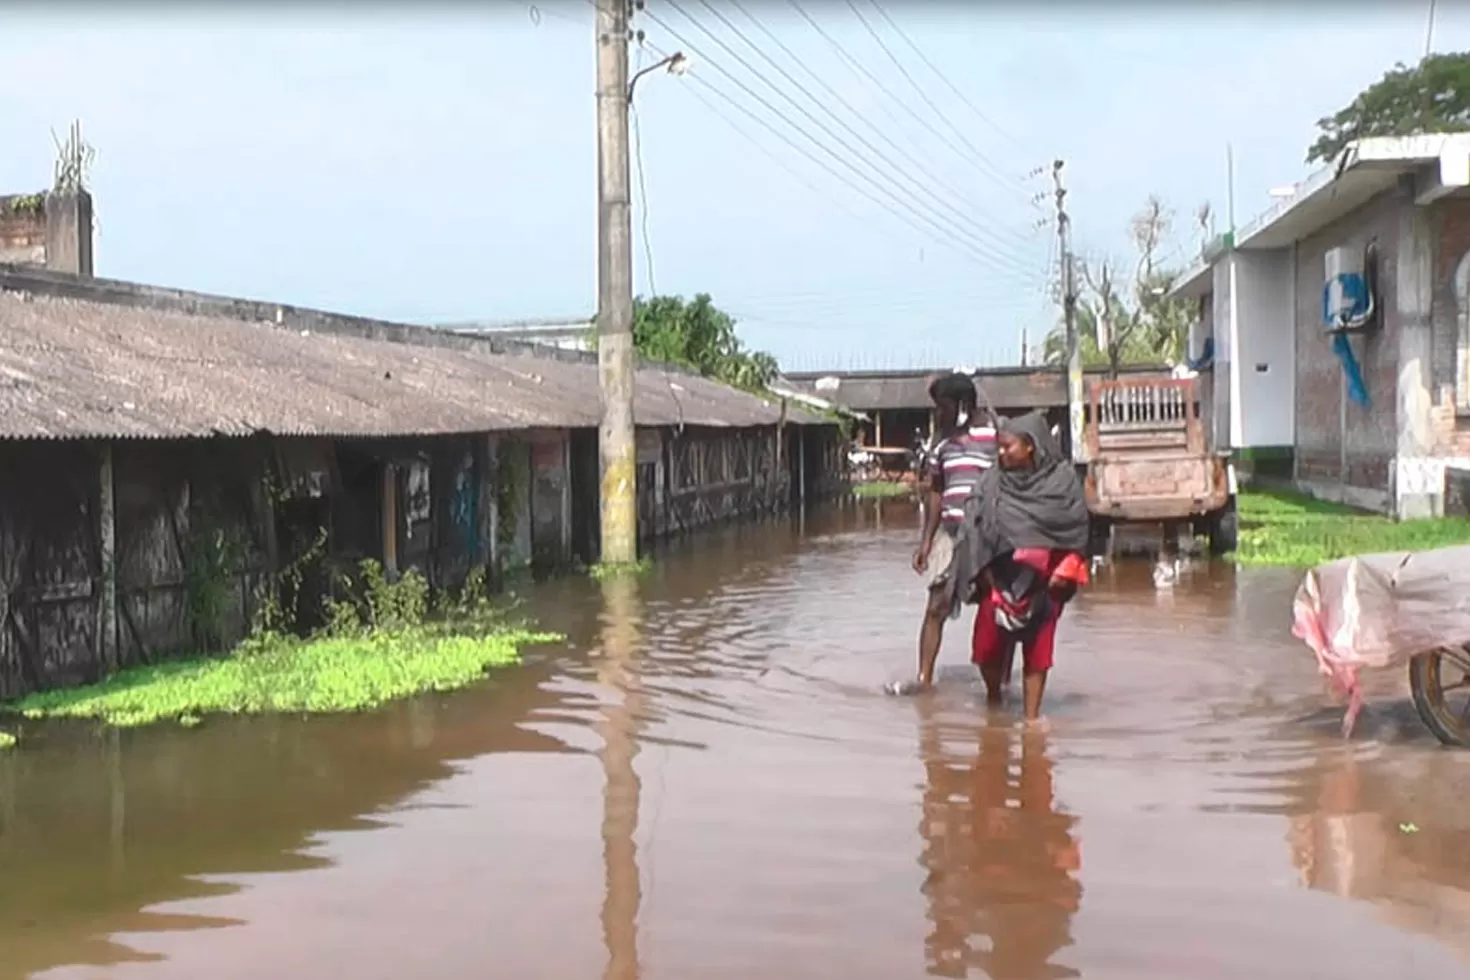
[
  {"left": 651, "top": 54, "right": 879, "bottom": 233},
  {"left": 696, "top": 78, "right": 1040, "bottom": 287},
  {"left": 866, "top": 0, "right": 1027, "bottom": 157},
  {"left": 788, "top": 0, "right": 1034, "bottom": 207},
  {"left": 720, "top": 277, "right": 1041, "bottom": 307},
  {"left": 651, "top": 53, "right": 1042, "bottom": 287},
  {"left": 645, "top": 3, "right": 1043, "bottom": 283},
  {"left": 654, "top": 0, "right": 1039, "bottom": 279},
  {"left": 730, "top": 296, "right": 1044, "bottom": 325},
  {"left": 692, "top": 0, "right": 1038, "bottom": 258},
  {"left": 721, "top": 0, "right": 1037, "bottom": 255},
  {"left": 844, "top": 0, "right": 1026, "bottom": 203}
]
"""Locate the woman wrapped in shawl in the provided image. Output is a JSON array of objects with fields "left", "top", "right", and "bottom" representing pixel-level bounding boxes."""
[{"left": 965, "top": 411, "right": 1091, "bottom": 722}]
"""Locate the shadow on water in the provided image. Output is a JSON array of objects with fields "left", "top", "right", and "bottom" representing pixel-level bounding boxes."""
[{"left": 4, "top": 498, "right": 1470, "bottom": 978}]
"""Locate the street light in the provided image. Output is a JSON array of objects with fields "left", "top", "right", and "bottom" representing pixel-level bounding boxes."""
[{"left": 628, "top": 51, "right": 689, "bottom": 102}]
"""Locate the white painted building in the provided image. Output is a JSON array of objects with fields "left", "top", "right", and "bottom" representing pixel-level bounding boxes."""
[{"left": 1169, "top": 134, "right": 1470, "bottom": 518}]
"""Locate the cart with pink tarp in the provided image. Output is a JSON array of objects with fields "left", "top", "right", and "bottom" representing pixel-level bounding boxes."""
[{"left": 1292, "top": 544, "right": 1470, "bottom": 745}]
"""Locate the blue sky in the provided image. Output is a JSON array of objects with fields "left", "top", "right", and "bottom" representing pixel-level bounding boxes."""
[{"left": 1, "top": 2, "right": 1463, "bottom": 371}]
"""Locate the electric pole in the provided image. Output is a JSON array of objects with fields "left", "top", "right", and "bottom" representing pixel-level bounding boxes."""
[
  {"left": 1052, "top": 160, "right": 1085, "bottom": 464},
  {"left": 595, "top": 0, "right": 638, "bottom": 564}
]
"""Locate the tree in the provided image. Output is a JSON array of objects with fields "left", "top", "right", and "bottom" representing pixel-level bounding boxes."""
[
  {"left": 1306, "top": 52, "right": 1470, "bottom": 165},
  {"left": 1044, "top": 196, "right": 1195, "bottom": 375},
  {"left": 590, "top": 293, "right": 778, "bottom": 392}
]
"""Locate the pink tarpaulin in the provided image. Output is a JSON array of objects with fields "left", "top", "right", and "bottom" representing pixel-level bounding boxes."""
[{"left": 1292, "top": 544, "right": 1470, "bottom": 736}]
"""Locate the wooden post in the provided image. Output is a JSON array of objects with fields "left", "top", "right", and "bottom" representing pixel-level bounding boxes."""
[
  {"left": 798, "top": 426, "right": 808, "bottom": 506},
  {"left": 97, "top": 442, "right": 118, "bottom": 673},
  {"left": 478, "top": 436, "right": 497, "bottom": 573},
  {"left": 561, "top": 434, "right": 573, "bottom": 563},
  {"left": 381, "top": 462, "right": 399, "bottom": 575},
  {"left": 875, "top": 411, "right": 885, "bottom": 450}
]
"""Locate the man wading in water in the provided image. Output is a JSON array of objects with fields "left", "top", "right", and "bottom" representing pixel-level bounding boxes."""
[
  {"left": 907, "top": 373, "right": 996, "bottom": 690},
  {"left": 969, "top": 412, "right": 1091, "bottom": 723}
]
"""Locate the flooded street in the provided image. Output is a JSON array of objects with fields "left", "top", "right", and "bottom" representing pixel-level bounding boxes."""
[{"left": 5, "top": 501, "right": 1470, "bottom": 979}]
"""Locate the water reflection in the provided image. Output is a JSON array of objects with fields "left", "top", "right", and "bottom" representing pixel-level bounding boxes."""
[
  {"left": 1287, "top": 744, "right": 1470, "bottom": 962},
  {"left": 916, "top": 704, "right": 1082, "bottom": 979},
  {"left": 595, "top": 575, "right": 646, "bottom": 980}
]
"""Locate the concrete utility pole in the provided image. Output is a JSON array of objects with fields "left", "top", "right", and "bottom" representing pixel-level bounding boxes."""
[
  {"left": 1052, "top": 160, "right": 1085, "bottom": 464},
  {"left": 595, "top": 0, "right": 638, "bottom": 564}
]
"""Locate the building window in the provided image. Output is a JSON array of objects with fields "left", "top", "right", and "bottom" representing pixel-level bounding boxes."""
[{"left": 1455, "top": 251, "right": 1470, "bottom": 412}]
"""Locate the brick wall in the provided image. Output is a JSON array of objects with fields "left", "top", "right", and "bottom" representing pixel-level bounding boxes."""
[
  {"left": 0, "top": 193, "right": 47, "bottom": 266},
  {"left": 1292, "top": 188, "right": 1403, "bottom": 495}
]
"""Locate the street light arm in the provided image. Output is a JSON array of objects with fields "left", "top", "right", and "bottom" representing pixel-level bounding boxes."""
[{"left": 627, "top": 51, "right": 688, "bottom": 102}]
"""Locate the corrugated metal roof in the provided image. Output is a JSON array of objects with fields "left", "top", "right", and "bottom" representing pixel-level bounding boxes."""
[{"left": 0, "top": 290, "right": 823, "bottom": 440}]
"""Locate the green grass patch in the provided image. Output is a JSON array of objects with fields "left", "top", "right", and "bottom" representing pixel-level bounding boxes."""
[
  {"left": 1235, "top": 488, "right": 1470, "bottom": 567},
  {"left": 852, "top": 481, "right": 912, "bottom": 499},
  {"left": 3, "top": 561, "right": 559, "bottom": 729}
]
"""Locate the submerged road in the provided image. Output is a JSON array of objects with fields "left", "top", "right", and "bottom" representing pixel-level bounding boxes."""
[{"left": 4, "top": 501, "right": 1470, "bottom": 979}]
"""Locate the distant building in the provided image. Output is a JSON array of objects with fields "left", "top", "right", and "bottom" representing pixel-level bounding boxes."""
[{"left": 438, "top": 317, "right": 594, "bottom": 352}]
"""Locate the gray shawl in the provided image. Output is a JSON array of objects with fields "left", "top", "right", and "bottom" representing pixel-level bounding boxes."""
[{"left": 969, "top": 411, "right": 1090, "bottom": 574}]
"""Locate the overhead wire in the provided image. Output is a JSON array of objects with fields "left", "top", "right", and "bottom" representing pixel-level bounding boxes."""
[
  {"left": 648, "top": 47, "right": 879, "bottom": 233},
  {"left": 727, "top": 286, "right": 1041, "bottom": 317},
  {"left": 661, "top": 55, "right": 1046, "bottom": 295},
  {"left": 866, "top": 0, "right": 1028, "bottom": 157},
  {"left": 843, "top": 0, "right": 1030, "bottom": 204},
  {"left": 786, "top": 0, "right": 1034, "bottom": 207},
  {"left": 649, "top": 51, "right": 1041, "bottom": 288},
  {"left": 644, "top": 3, "right": 1044, "bottom": 285},
  {"left": 656, "top": 0, "right": 1039, "bottom": 278},
  {"left": 719, "top": 278, "right": 1038, "bottom": 307},
  {"left": 695, "top": 0, "right": 1039, "bottom": 257}
]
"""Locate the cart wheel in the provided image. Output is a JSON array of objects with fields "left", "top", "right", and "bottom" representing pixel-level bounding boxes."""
[{"left": 1409, "top": 647, "right": 1470, "bottom": 747}]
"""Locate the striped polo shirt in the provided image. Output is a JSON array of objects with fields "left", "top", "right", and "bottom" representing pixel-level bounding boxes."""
[{"left": 931, "top": 424, "right": 997, "bottom": 527}]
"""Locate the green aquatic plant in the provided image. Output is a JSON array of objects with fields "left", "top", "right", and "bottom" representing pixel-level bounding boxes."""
[
  {"left": 5, "top": 558, "right": 559, "bottom": 729},
  {"left": 7, "top": 625, "right": 556, "bottom": 728},
  {"left": 1233, "top": 490, "right": 1470, "bottom": 567},
  {"left": 0, "top": 731, "right": 15, "bottom": 750}
]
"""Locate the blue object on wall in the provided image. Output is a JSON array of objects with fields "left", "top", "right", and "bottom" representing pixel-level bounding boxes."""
[
  {"left": 1185, "top": 335, "right": 1214, "bottom": 372},
  {"left": 1323, "top": 272, "right": 1371, "bottom": 330},
  {"left": 1331, "top": 332, "right": 1369, "bottom": 407}
]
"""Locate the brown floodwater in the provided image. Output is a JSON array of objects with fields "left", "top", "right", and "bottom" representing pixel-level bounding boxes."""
[{"left": 4, "top": 500, "right": 1470, "bottom": 980}]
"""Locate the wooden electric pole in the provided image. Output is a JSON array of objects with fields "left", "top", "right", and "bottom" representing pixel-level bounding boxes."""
[
  {"left": 1052, "top": 160, "right": 1084, "bottom": 464},
  {"left": 595, "top": 0, "right": 638, "bottom": 564}
]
